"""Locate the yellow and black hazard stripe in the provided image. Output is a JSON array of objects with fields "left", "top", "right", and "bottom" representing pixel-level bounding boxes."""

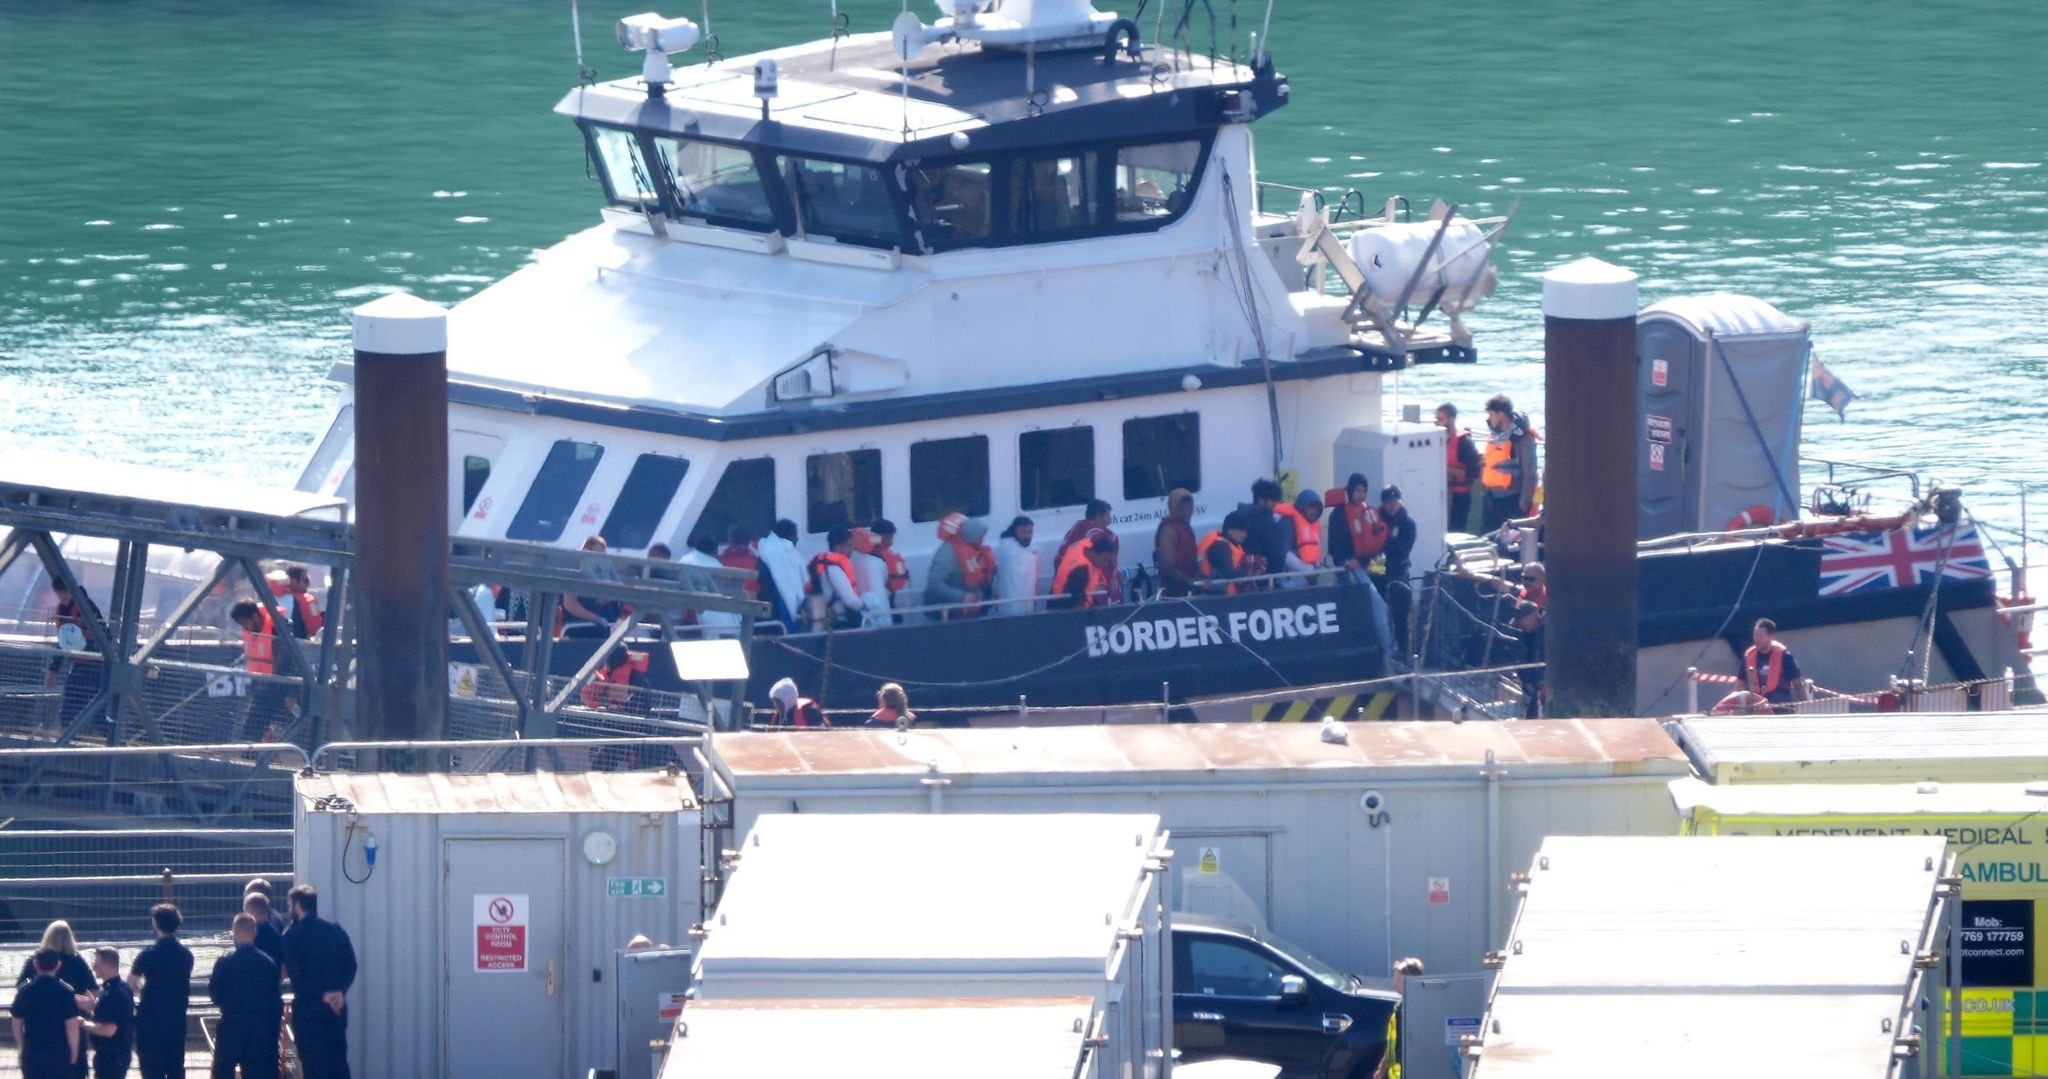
[{"left": 1251, "top": 691, "right": 1399, "bottom": 722}]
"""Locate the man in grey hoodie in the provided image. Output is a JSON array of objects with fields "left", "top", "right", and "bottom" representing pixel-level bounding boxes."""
[{"left": 925, "top": 515, "right": 994, "bottom": 618}]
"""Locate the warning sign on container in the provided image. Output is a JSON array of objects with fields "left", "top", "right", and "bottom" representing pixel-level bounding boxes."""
[
  {"left": 1196, "top": 847, "right": 1222, "bottom": 875},
  {"left": 1649, "top": 443, "right": 1666, "bottom": 472},
  {"left": 475, "top": 894, "right": 528, "bottom": 973},
  {"left": 1651, "top": 358, "right": 1669, "bottom": 387},
  {"left": 1427, "top": 877, "right": 1451, "bottom": 905},
  {"left": 657, "top": 991, "right": 689, "bottom": 1021}
]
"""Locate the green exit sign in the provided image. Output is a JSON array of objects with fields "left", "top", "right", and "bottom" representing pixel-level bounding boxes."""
[{"left": 607, "top": 877, "right": 668, "bottom": 898}]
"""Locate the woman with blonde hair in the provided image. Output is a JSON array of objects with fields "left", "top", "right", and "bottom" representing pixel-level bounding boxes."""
[
  {"left": 868, "top": 683, "right": 915, "bottom": 729},
  {"left": 16, "top": 918, "right": 96, "bottom": 999}
]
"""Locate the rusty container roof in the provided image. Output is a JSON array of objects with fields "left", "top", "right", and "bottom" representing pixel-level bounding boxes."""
[
  {"left": 710, "top": 718, "right": 1688, "bottom": 789},
  {"left": 297, "top": 769, "right": 697, "bottom": 814}
]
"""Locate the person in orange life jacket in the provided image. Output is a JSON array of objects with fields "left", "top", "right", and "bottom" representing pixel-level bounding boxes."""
[
  {"left": 560, "top": 536, "right": 626, "bottom": 638},
  {"left": 767, "top": 676, "right": 828, "bottom": 728},
  {"left": 45, "top": 579, "right": 108, "bottom": 739},
  {"left": 580, "top": 645, "right": 648, "bottom": 712},
  {"left": 1053, "top": 529, "right": 1119, "bottom": 609},
  {"left": 1326, "top": 474, "right": 1389, "bottom": 585},
  {"left": 1153, "top": 489, "right": 1200, "bottom": 597},
  {"left": 1271, "top": 490, "right": 1325, "bottom": 589},
  {"left": 1480, "top": 394, "right": 1541, "bottom": 533},
  {"left": 867, "top": 682, "right": 916, "bottom": 729},
  {"left": 281, "top": 565, "right": 324, "bottom": 640},
  {"left": 992, "top": 517, "right": 1041, "bottom": 617},
  {"left": 230, "top": 599, "right": 294, "bottom": 744},
  {"left": 870, "top": 518, "right": 913, "bottom": 604},
  {"left": 1056, "top": 499, "right": 1113, "bottom": 565},
  {"left": 806, "top": 527, "right": 864, "bottom": 629},
  {"left": 1437, "top": 403, "right": 1483, "bottom": 533},
  {"left": 1197, "top": 513, "right": 1253, "bottom": 595},
  {"left": 926, "top": 514, "right": 997, "bottom": 619},
  {"left": 1712, "top": 617, "right": 1808, "bottom": 714}
]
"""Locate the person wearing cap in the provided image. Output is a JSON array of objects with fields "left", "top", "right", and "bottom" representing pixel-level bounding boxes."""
[
  {"left": 1376, "top": 486, "right": 1416, "bottom": 587},
  {"left": 1327, "top": 473, "right": 1389, "bottom": 586},
  {"left": 1152, "top": 489, "right": 1199, "bottom": 597},
  {"left": 926, "top": 514, "right": 996, "bottom": 619},
  {"left": 804, "top": 527, "right": 864, "bottom": 629},
  {"left": 1052, "top": 529, "right": 1119, "bottom": 609}
]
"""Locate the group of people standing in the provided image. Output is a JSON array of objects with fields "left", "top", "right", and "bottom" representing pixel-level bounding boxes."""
[
  {"left": 10, "top": 880, "right": 356, "bottom": 1079},
  {"left": 1438, "top": 395, "right": 1540, "bottom": 535}
]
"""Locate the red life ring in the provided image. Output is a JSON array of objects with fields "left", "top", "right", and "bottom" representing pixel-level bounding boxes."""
[{"left": 1725, "top": 504, "right": 1776, "bottom": 531}]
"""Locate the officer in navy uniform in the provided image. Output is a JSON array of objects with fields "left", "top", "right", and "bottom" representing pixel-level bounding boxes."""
[
  {"left": 82, "top": 948, "right": 134, "bottom": 1079},
  {"left": 129, "top": 904, "right": 192, "bottom": 1079},
  {"left": 280, "top": 885, "right": 357, "bottom": 1079},
  {"left": 242, "top": 894, "right": 284, "bottom": 969},
  {"left": 206, "top": 915, "right": 280, "bottom": 1079},
  {"left": 12, "top": 949, "right": 83, "bottom": 1079}
]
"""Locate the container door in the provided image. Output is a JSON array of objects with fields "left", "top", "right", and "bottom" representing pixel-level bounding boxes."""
[
  {"left": 1399, "top": 972, "right": 1489, "bottom": 1079},
  {"left": 615, "top": 946, "right": 693, "bottom": 1079},
  {"left": 443, "top": 837, "right": 566, "bottom": 1079},
  {"left": 1173, "top": 833, "right": 1272, "bottom": 928},
  {"left": 1636, "top": 318, "right": 1700, "bottom": 540}
]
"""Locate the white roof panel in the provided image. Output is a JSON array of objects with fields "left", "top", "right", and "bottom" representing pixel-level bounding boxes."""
[
  {"left": 1671, "top": 775, "right": 2048, "bottom": 819},
  {"left": 1641, "top": 292, "right": 1809, "bottom": 336},
  {"left": 1475, "top": 836, "right": 1947, "bottom": 1079},
  {"left": 1676, "top": 711, "right": 2048, "bottom": 782},
  {"left": 697, "top": 813, "right": 1160, "bottom": 977},
  {"left": 297, "top": 770, "right": 698, "bottom": 814},
  {"left": 0, "top": 450, "right": 345, "bottom": 520},
  {"left": 658, "top": 997, "right": 1094, "bottom": 1079}
]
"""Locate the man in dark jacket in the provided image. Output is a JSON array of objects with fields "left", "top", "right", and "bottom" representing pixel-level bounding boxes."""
[
  {"left": 281, "top": 886, "right": 357, "bottom": 1079},
  {"left": 12, "top": 950, "right": 81, "bottom": 1079},
  {"left": 129, "top": 904, "right": 191, "bottom": 1079},
  {"left": 83, "top": 948, "right": 134, "bottom": 1079},
  {"left": 208, "top": 915, "right": 281, "bottom": 1079},
  {"left": 1236, "top": 479, "right": 1291, "bottom": 583}
]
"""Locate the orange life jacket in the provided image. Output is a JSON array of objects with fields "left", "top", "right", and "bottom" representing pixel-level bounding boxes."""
[
  {"left": 1446, "top": 429, "right": 1475, "bottom": 494},
  {"left": 579, "top": 651, "right": 648, "bottom": 711},
  {"left": 1338, "top": 502, "right": 1388, "bottom": 562},
  {"left": 1745, "top": 642, "right": 1787, "bottom": 698},
  {"left": 1196, "top": 530, "right": 1244, "bottom": 595},
  {"left": 287, "top": 588, "right": 324, "bottom": 637},
  {"left": 719, "top": 545, "right": 762, "bottom": 597},
  {"left": 1274, "top": 503, "right": 1322, "bottom": 566},
  {"left": 1055, "top": 545, "right": 1110, "bottom": 609},
  {"left": 879, "top": 547, "right": 911, "bottom": 593},
  {"left": 242, "top": 607, "right": 278, "bottom": 675},
  {"left": 806, "top": 552, "right": 857, "bottom": 600},
  {"left": 777, "top": 696, "right": 828, "bottom": 728}
]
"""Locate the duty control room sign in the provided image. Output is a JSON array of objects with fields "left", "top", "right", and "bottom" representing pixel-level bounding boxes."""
[{"left": 475, "top": 894, "right": 529, "bottom": 973}]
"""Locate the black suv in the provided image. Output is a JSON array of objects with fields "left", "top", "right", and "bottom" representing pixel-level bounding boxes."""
[{"left": 1172, "top": 914, "right": 1400, "bottom": 1079}]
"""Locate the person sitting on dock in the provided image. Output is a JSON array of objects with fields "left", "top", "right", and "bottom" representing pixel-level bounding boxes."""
[
  {"left": 805, "top": 527, "right": 865, "bottom": 630},
  {"left": 1712, "top": 618, "right": 1809, "bottom": 714},
  {"left": 1052, "top": 529, "right": 1119, "bottom": 610},
  {"left": 1197, "top": 513, "right": 1253, "bottom": 595},
  {"left": 926, "top": 514, "right": 996, "bottom": 620},
  {"left": 767, "top": 677, "right": 828, "bottom": 728},
  {"left": 1153, "top": 490, "right": 1200, "bottom": 598}
]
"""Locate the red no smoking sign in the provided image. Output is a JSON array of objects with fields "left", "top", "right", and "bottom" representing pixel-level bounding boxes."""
[{"left": 474, "top": 894, "right": 528, "bottom": 973}]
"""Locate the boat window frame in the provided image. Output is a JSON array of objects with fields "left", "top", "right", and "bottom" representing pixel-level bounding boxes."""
[
  {"left": 693, "top": 456, "right": 778, "bottom": 547},
  {"left": 805, "top": 448, "right": 884, "bottom": 535},
  {"left": 506, "top": 439, "right": 608, "bottom": 543},
  {"left": 648, "top": 133, "right": 792, "bottom": 235},
  {"left": 600, "top": 452, "right": 692, "bottom": 551},
  {"left": 905, "top": 131, "right": 1216, "bottom": 253},
  {"left": 909, "top": 434, "right": 992, "bottom": 523},
  {"left": 1018, "top": 426, "right": 1096, "bottom": 511},
  {"left": 1122, "top": 412, "right": 1202, "bottom": 501},
  {"left": 775, "top": 154, "right": 914, "bottom": 251},
  {"left": 582, "top": 124, "right": 665, "bottom": 213}
]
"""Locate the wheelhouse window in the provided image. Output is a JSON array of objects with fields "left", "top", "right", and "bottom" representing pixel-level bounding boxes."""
[
  {"left": 507, "top": 440, "right": 606, "bottom": 542},
  {"left": 806, "top": 449, "right": 882, "bottom": 533},
  {"left": 652, "top": 137, "right": 779, "bottom": 231},
  {"left": 694, "top": 457, "right": 776, "bottom": 546},
  {"left": 298, "top": 405, "right": 353, "bottom": 494},
  {"left": 1115, "top": 140, "right": 1201, "bottom": 222},
  {"left": 908, "top": 162, "right": 993, "bottom": 249},
  {"left": 460, "top": 455, "right": 492, "bottom": 514},
  {"left": 1019, "top": 427, "right": 1094, "bottom": 510},
  {"left": 1123, "top": 413, "right": 1200, "bottom": 500},
  {"left": 910, "top": 436, "right": 990, "bottom": 523},
  {"left": 588, "top": 126, "right": 659, "bottom": 209},
  {"left": 1009, "top": 154, "right": 1099, "bottom": 237},
  {"left": 779, "top": 157, "right": 900, "bottom": 248},
  {"left": 601, "top": 453, "right": 690, "bottom": 550}
]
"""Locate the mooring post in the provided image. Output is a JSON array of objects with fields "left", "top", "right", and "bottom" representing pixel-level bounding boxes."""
[
  {"left": 1541, "top": 257, "right": 1640, "bottom": 718},
  {"left": 351, "top": 293, "right": 450, "bottom": 749}
]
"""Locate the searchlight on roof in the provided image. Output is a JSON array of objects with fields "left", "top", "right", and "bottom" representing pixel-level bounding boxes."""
[{"left": 616, "top": 12, "right": 700, "bottom": 97}]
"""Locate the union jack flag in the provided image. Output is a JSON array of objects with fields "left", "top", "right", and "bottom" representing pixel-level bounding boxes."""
[{"left": 1817, "top": 525, "right": 1992, "bottom": 596}]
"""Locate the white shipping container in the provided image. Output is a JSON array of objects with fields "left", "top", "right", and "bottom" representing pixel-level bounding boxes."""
[
  {"left": 703, "top": 719, "right": 1691, "bottom": 1079},
  {"left": 693, "top": 812, "right": 1173, "bottom": 1078},
  {"left": 293, "top": 770, "right": 702, "bottom": 1079},
  {"left": 659, "top": 996, "right": 1101, "bottom": 1079}
]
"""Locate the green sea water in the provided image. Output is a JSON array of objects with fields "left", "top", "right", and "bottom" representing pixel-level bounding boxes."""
[{"left": 2, "top": 1, "right": 2045, "bottom": 548}]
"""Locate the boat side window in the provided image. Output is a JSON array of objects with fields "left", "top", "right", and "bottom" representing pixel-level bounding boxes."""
[
  {"left": 651, "top": 137, "right": 780, "bottom": 232},
  {"left": 910, "top": 436, "right": 990, "bottom": 523},
  {"left": 298, "top": 405, "right": 354, "bottom": 494},
  {"left": 806, "top": 449, "right": 882, "bottom": 534},
  {"left": 600, "top": 453, "right": 691, "bottom": 550},
  {"left": 1018, "top": 427, "right": 1095, "bottom": 511},
  {"left": 1183, "top": 938, "right": 1290, "bottom": 999},
  {"left": 1123, "top": 413, "right": 1200, "bottom": 500},
  {"left": 460, "top": 456, "right": 492, "bottom": 514},
  {"left": 1115, "top": 140, "right": 1202, "bottom": 222},
  {"left": 779, "top": 156, "right": 902, "bottom": 248},
  {"left": 506, "top": 440, "right": 607, "bottom": 542},
  {"left": 907, "top": 161, "right": 994, "bottom": 250},
  {"left": 1009, "top": 153, "right": 1100, "bottom": 237},
  {"left": 586, "top": 125, "right": 660, "bottom": 210},
  {"left": 694, "top": 457, "right": 776, "bottom": 545}
]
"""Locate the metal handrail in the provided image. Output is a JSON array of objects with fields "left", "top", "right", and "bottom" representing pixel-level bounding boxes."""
[{"left": 309, "top": 734, "right": 702, "bottom": 771}]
